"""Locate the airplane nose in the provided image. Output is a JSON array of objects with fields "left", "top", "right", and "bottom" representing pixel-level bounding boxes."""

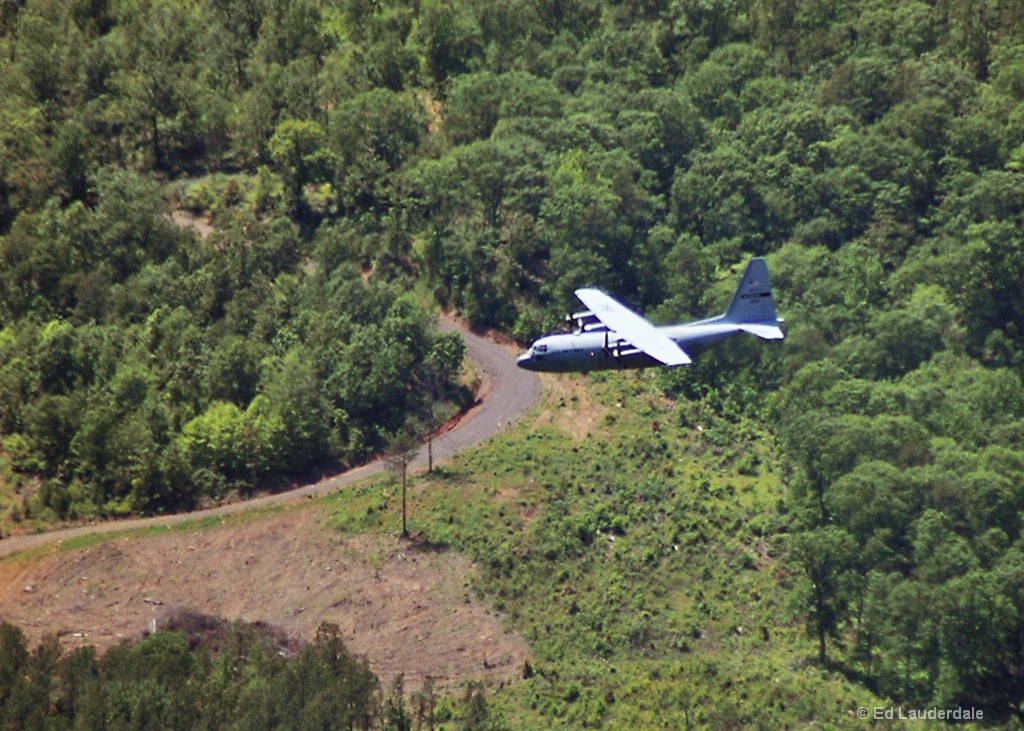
[{"left": 516, "top": 354, "right": 535, "bottom": 371}]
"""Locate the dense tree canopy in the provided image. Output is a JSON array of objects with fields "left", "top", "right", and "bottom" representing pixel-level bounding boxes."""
[{"left": 0, "top": 617, "right": 465, "bottom": 731}]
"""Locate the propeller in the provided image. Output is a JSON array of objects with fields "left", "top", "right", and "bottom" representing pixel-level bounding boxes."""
[{"left": 603, "top": 331, "right": 625, "bottom": 368}]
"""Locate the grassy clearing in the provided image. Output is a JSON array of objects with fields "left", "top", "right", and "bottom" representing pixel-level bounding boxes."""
[{"left": 329, "top": 370, "right": 890, "bottom": 728}]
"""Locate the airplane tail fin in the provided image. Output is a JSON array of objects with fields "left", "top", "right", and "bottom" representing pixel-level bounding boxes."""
[{"left": 724, "top": 257, "right": 785, "bottom": 340}]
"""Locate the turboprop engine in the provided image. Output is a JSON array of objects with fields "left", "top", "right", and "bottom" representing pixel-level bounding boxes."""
[{"left": 566, "top": 310, "right": 610, "bottom": 333}]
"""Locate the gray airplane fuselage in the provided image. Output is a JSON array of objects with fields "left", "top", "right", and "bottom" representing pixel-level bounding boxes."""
[
  {"left": 516, "top": 317, "right": 737, "bottom": 372},
  {"left": 516, "top": 257, "right": 785, "bottom": 373}
]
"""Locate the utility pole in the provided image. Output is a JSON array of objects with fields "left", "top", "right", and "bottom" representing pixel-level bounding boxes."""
[{"left": 385, "top": 431, "right": 420, "bottom": 538}]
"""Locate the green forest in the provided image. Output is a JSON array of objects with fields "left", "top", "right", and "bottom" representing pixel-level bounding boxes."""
[
  {"left": 0, "top": 613, "right": 499, "bottom": 730},
  {"left": 3, "top": 0, "right": 1024, "bottom": 726}
]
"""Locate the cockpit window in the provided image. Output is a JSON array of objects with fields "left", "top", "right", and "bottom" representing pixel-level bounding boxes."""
[{"left": 535, "top": 344, "right": 548, "bottom": 353}]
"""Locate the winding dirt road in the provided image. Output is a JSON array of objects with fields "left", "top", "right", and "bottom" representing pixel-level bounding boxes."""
[{"left": 0, "top": 321, "right": 541, "bottom": 560}]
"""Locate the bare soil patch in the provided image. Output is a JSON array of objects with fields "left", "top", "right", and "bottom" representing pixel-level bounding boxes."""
[
  {"left": 0, "top": 505, "right": 529, "bottom": 691},
  {"left": 169, "top": 209, "right": 214, "bottom": 239}
]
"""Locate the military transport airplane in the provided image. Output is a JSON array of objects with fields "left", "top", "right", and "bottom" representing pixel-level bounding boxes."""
[{"left": 516, "top": 257, "right": 784, "bottom": 373}]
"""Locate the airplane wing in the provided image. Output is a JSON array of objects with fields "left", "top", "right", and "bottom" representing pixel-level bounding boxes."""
[{"left": 575, "top": 288, "right": 692, "bottom": 366}]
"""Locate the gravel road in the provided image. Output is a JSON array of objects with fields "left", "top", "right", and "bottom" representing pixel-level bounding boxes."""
[{"left": 0, "top": 320, "right": 541, "bottom": 559}]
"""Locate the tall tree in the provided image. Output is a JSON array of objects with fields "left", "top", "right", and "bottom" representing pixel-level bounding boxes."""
[
  {"left": 115, "top": 0, "right": 199, "bottom": 168},
  {"left": 789, "top": 526, "right": 857, "bottom": 664}
]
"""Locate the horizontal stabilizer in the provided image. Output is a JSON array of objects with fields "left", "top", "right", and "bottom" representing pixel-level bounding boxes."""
[{"left": 737, "top": 323, "right": 785, "bottom": 340}]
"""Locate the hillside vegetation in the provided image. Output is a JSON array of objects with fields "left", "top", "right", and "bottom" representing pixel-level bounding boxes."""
[
  {"left": 0, "top": 613, "right": 455, "bottom": 730},
  {"left": 386, "top": 374, "right": 874, "bottom": 729},
  {"left": 3, "top": 0, "right": 1024, "bottom": 725}
]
